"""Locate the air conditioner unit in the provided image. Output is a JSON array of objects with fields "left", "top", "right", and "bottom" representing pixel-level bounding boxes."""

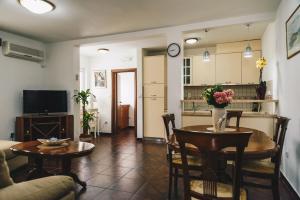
[{"left": 2, "top": 41, "right": 44, "bottom": 62}]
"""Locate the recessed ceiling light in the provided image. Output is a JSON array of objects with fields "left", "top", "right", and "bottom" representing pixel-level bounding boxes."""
[
  {"left": 19, "top": 0, "right": 55, "bottom": 14},
  {"left": 185, "top": 38, "right": 199, "bottom": 45},
  {"left": 97, "top": 48, "right": 109, "bottom": 54}
]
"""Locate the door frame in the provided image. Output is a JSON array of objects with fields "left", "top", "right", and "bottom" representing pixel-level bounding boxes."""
[{"left": 111, "top": 68, "right": 137, "bottom": 136}]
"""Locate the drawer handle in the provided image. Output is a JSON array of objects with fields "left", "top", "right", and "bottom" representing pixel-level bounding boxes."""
[
  {"left": 151, "top": 98, "right": 157, "bottom": 100},
  {"left": 151, "top": 95, "right": 157, "bottom": 97},
  {"left": 151, "top": 81, "right": 157, "bottom": 84}
]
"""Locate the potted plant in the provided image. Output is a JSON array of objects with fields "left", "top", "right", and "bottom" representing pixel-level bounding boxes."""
[
  {"left": 74, "top": 89, "right": 95, "bottom": 141},
  {"left": 256, "top": 57, "right": 267, "bottom": 100},
  {"left": 202, "top": 85, "right": 234, "bottom": 131}
]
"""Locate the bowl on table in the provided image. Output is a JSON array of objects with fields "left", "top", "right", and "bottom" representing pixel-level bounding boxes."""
[{"left": 37, "top": 138, "right": 70, "bottom": 146}]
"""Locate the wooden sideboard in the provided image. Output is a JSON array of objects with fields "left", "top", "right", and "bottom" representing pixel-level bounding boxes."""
[
  {"left": 118, "top": 105, "right": 130, "bottom": 129},
  {"left": 15, "top": 115, "right": 74, "bottom": 141}
]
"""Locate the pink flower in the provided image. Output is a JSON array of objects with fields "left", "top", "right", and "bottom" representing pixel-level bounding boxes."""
[{"left": 213, "top": 90, "right": 234, "bottom": 105}]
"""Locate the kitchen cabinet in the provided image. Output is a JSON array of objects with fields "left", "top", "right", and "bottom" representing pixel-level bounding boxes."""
[
  {"left": 192, "top": 55, "right": 216, "bottom": 85},
  {"left": 144, "top": 55, "right": 165, "bottom": 84},
  {"left": 144, "top": 84, "right": 165, "bottom": 98},
  {"left": 242, "top": 51, "right": 261, "bottom": 84},
  {"left": 144, "top": 98, "right": 165, "bottom": 138},
  {"left": 183, "top": 57, "right": 192, "bottom": 85},
  {"left": 216, "top": 40, "right": 261, "bottom": 54},
  {"left": 216, "top": 53, "right": 242, "bottom": 84}
]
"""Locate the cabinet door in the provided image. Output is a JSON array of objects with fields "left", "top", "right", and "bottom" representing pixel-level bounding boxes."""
[
  {"left": 143, "top": 98, "right": 165, "bottom": 138},
  {"left": 144, "top": 84, "right": 164, "bottom": 98},
  {"left": 183, "top": 58, "right": 192, "bottom": 85},
  {"left": 193, "top": 55, "right": 215, "bottom": 85},
  {"left": 216, "top": 53, "right": 242, "bottom": 84},
  {"left": 143, "top": 55, "right": 165, "bottom": 84},
  {"left": 242, "top": 51, "right": 261, "bottom": 84}
]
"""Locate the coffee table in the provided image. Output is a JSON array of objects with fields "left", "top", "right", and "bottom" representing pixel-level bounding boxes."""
[{"left": 10, "top": 140, "right": 95, "bottom": 188}]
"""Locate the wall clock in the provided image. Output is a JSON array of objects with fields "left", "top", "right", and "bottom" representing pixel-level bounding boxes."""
[{"left": 167, "top": 43, "right": 181, "bottom": 57}]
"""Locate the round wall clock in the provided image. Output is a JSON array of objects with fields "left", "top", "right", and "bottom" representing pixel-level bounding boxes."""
[{"left": 167, "top": 43, "right": 181, "bottom": 57}]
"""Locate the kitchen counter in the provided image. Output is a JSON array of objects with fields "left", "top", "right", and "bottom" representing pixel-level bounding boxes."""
[{"left": 182, "top": 111, "right": 277, "bottom": 118}]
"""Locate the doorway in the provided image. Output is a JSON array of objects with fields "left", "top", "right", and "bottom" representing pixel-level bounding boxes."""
[{"left": 111, "top": 68, "right": 137, "bottom": 136}]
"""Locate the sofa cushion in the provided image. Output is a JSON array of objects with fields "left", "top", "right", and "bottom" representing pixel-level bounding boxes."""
[
  {"left": 0, "top": 150, "right": 14, "bottom": 188},
  {"left": 0, "top": 140, "right": 20, "bottom": 160},
  {"left": 0, "top": 176, "right": 75, "bottom": 200}
]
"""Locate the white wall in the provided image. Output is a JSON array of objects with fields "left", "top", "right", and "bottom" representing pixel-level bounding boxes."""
[
  {"left": 118, "top": 72, "right": 135, "bottom": 126},
  {"left": 81, "top": 49, "right": 137, "bottom": 133},
  {"left": 262, "top": 0, "right": 300, "bottom": 196},
  {"left": 0, "top": 31, "right": 46, "bottom": 140}
]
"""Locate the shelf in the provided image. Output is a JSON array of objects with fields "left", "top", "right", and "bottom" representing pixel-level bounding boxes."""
[
  {"left": 184, "top": 83, "right": 259, "bottom": 87},
  {"left": 181, "top": 99, "right": 279, "bottom": 103}
]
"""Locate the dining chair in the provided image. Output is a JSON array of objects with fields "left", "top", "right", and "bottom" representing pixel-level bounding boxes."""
[
  {"left": 241, "top": 116, "right": 290, "bottom": 200},
  {"left": 174, "top": 128, "right": 252, "bottom": 200},
  {"left": 162, "top": 114, "right": 203, "bottom": 199},
  {"left": 88, "top": 108, "right": 100, "bottom": 138},
  {"left": 226, "top": 110, "right": 243, "bottom": 128}
]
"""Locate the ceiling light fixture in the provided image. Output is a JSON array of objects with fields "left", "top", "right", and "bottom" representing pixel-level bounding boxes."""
[
  {"left": 202, "top": 29, "right": 210, "bottom": 62},
  {"left": 19, "top": 0, "right": 55, "bottom": 14},
  {"left": 97, "top": 48, "right": 109, "bottom": 54},
  {"left": 243, "top": 24, "right": 253, "bottom": 58},
  {"left": 185, "top": 38, "right": 199, "bottom": 45}
]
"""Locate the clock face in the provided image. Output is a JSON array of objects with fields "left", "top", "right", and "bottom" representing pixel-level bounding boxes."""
[{"left": 167, "top": 43, "right": 181, "bottom": 57}]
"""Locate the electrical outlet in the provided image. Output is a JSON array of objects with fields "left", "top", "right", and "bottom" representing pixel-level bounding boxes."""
[
  {"left": 104, "top": 121, "right": 108, "bottom": 124},
  {"left": 285, "top": 151, "right": 289, "bottom": 159}
]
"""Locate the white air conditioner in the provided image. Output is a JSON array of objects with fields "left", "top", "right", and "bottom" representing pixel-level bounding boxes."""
[{"left": 2, "top": 41, "right": 44, "bottom": 62}]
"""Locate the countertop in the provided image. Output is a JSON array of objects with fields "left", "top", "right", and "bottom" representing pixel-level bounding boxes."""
[{"left": 182, "top": 111, "right": 277, "bottom": 118}]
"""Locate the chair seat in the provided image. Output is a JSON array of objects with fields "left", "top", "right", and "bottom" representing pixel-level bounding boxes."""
[
  {"left": 190, "top": 180, "right": 247, "bottom": 200},
  {"left": 242, "top": 159, "right": 274, "bottom": 174},
  {"left": 172, "top": 153, "right": 202, "bottom": 166}
]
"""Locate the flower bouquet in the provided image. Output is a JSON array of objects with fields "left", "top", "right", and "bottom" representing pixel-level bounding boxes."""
[
  {"left": 256, "top": 57, "right": 267, "bottom": 100},
  {"left": 202, "top": 85, "right": 234, "bottom": 131}
]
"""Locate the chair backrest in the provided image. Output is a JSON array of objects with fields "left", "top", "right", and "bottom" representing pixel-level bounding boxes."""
[
  {"left": 226, "top": 111, "right": 243, "bottom": 128},
  {"left": 174, "top": 129, "right": 252, "bottom": 200},
  {"left": 272, "top": 116, "right": 290, "bottom": 174},
  {"left": 162, "top": 113, "right": 176, "bottom": 142}
]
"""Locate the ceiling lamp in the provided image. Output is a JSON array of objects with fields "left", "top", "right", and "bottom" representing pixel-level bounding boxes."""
[
  {"left": 243, "top": 24, "right": 253, "bottom": 58},
  {"left": 19, "top": 0, "right": 55, "bottom": 14},
  {"left": 97, "top": 48, "right": 109, "bottom": 54},
  {"left": 202, "top": 29, "right": 210, "bottom": 62},
  {"left": 185, "top": 38, "right": 199, "bottom": 45}
]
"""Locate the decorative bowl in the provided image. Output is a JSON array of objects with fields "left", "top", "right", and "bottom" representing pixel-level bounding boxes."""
[{"left": 37, "top": 138, "right": 70, "bottom": 146}]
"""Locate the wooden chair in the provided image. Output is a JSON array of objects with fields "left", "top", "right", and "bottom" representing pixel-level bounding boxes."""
[
  {"left": 174, "top": 128, "right": 252, "bottom": 200},
  {"left": 226, "top": 110, "right": 243, "bottom": 128},
  {"left": 162, "top": 114, "right": 203, "bottom": 199},
  {"left": 241, "top": 116, "right": 290, "bottom": 200}
]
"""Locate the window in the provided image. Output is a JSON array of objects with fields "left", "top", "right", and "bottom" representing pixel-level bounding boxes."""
[{"left": 183, "top": 57, "right": 192, "bottom": 85}]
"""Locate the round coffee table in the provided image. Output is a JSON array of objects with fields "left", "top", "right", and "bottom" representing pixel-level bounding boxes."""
[{"left": 10, "top": 140, "right": 95, "bottom": 188}]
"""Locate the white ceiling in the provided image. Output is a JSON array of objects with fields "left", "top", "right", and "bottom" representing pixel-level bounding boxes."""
[
  {"left": 184, "top": 21, "right": 270, "bottom": 48},
  {"left": 0, "top": 0, "right": 280, "bottom": 42},
  {"left": 80, "top": 36, "right": 166, "bottom": 57}
]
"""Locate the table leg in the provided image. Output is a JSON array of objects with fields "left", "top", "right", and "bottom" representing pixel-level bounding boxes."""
[
  {"left": 27, "top": 157, "right": 50, "bottom": 180},
  {"left": 61, "top": 158, "right": 87, "bottom": 188}
]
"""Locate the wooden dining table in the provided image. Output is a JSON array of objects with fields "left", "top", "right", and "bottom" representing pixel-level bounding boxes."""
[{"left": 180, "top": 125, "right": 278, "bottom": 160}]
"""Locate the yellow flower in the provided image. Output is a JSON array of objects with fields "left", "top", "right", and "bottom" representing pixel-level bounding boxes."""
[{"left": 256, "top": 57, "right": 267, "bottom": 69}]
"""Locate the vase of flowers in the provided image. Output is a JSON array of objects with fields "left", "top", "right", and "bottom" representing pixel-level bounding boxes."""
[
  {"left": 202, "top": 85, "right": 234, "bottom": 131},
  {"left": 256, "top": 57, "right": 267, "bottom": 100}
]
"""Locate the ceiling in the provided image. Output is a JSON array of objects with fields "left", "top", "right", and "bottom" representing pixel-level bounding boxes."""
[
  {"left": 184, "top": 21, "right": 270, "bottom": 48},
  {"left": 80, "top": 36, "right": 166, "bottom": 57},
  {"left": 0, "top": 0, "right": 280, "bottom": 42}
]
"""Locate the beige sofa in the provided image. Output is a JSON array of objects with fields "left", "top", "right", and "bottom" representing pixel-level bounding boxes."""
[
  {"left": 0, "top": 140, "right": 27, "bottom": 171},
  {"left": 0, "top": 149, "right": 76, "bottom": 200},
  {"left": 0, "top": 176, "right": 76, "bottom": 200}
]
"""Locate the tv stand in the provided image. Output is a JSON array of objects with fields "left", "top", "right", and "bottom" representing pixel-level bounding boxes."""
[{"left": 15, "top": 114, "right": 74, "bottom": 141}]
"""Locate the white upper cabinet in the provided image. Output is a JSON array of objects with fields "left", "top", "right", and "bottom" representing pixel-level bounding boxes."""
[
  {"left": 143, "top": 55, "right": 165, "bottom": 84},
  {"left": 216, "top": 53, "right": 242, "bottom": 84},
  {"left": 183, "top": 57, "right": 192, "bottom": 85},
  {"left": 192, "top": 55, "right": 216, "bottom": 85},
  {"left": 242, "top": 51, "right": 261, "bottom": 84}
]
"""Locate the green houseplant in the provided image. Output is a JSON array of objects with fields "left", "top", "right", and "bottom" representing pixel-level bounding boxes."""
[{"left": 73, "top": 89, "right": 95, "bottom": 138}]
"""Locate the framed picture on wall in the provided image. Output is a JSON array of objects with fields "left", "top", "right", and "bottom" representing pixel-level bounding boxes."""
[
  {"left": 286, "top": 4, "right": 300, "bottom": 59},
  {"left": 93, "top": 70, "right": 107, "bottom": 88}
]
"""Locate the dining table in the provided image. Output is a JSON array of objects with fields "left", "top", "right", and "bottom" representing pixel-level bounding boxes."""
[{"left": 180, "top": 125, "right": 278, "bottom": 160}]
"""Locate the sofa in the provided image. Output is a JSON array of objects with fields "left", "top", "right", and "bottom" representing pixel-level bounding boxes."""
[
  {"left": 0, "top": 140, "right": 27, "bottom": 171},
  {"left": 0, "top": 150, "right": 76, "bottom": 200}
]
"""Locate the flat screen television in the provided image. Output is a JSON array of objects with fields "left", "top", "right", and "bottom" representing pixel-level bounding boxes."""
[{"left": 23, "top": 90, "right": 68, "bottom": 114}]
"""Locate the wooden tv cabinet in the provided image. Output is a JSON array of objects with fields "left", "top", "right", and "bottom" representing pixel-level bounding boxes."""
[{"left": 15, "top": 115, "right": 74, "bottom": 142}]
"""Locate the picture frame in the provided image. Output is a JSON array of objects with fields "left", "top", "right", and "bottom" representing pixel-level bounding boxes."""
[
  {"left": 286, "top": 4, "right": 300, "bottom": 59},
  {"left": 93, "top": 70, "right": 107, "bottom": 88}
]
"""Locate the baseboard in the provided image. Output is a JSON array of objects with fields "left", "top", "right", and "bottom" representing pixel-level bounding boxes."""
[
  {"left": 143, "top": 137, "right": 166, "bottom": 144},
  {"left": 280, "top": 172, "right": 300, "bottom": 200},
  {"left": 99, "top": 132, "right": 112, "bottom": 136}
]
